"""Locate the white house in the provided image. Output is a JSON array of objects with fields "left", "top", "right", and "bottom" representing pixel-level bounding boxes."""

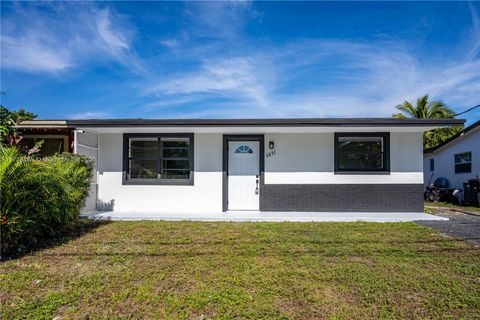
[
  {"left": 18, "top": 118, "right": 463, "bottom": 216},
  {"left": 424, "top": 120, "right": 480, "bottom": 190}
]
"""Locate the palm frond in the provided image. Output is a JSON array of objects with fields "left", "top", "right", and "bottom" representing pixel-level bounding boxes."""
[{"left": 392, "top": 95, "right": 462, "bottom": 148}]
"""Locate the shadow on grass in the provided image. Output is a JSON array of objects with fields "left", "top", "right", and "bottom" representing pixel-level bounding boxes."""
[
  {"left": 37, "top": 236, "right": 480, "bottom": 260},
  {"left": 90, "top": 236, "right": 480, "bottom": 247},
  {"left": 1, "top": 219, "right": 111, "bottom": 261},
  {"left": 38, "top": 245, "right": 479, "bottom": 260}
]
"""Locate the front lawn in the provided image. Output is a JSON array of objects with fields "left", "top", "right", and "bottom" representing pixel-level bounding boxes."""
[{"left": 1, "top": 221, "right": 479, "bottom": 319}]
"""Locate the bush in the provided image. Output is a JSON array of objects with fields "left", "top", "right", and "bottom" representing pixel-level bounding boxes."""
[{"left": 0, "top": 147, "right": 94, "bottom": 256}]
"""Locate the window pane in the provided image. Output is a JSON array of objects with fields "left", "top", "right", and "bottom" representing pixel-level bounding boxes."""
[
  {"left": 162, "top": 170, "right": 190, "bottom": 179},
  {"left": 161, "top": 138, "right": 191, "bottom": 180},
  {"left": 129, "top": 160, "right": 157, "bottom": 179},
  {"left": 162, "top": 160, "right": 190, "bottom": 179},
  {"left": 130, "top": 138, "right": 157, "bottom": 148},
  {"left": 129, "top": 138, "right": 158, "bottom": 158},
  {"left": 162, "top": 138, "right": 190, "bottom": 148},
  {"left": 454, "top": 152, "right": 471, "bottom": 164},
  {"left": 125, "top": 136, "right": 192, "bottom": 182},
  {"left": 337, "top": 137, "right": 384, "bottom": 170},
  {"left": 130, "top": 147, "right": 158, "bottom": 158},
  {"left": 163, "top": 147, "right": 189, "bottom": 158},
  {"left": 455, "top": 163, "right": 471, "bottom": 174},
  {"left": 163, "top": 159, "right": 189, "bottom": 170}
]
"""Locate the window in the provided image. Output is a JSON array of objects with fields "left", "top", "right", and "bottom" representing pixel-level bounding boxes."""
[
  {"left": 334, "top": 133, "right": 390, "bottom": 173},
  {"left": 430, "top": 158, "right": 435, "bottom": 171},
  {"left": 454, "top": 152, "right": 471, "bottom": 174},
  {"left": 123, "top": 134, "right": 193, "bottom": 184},
  {"left": 235, "top": 145, "right": 253, "bottom": 154}
]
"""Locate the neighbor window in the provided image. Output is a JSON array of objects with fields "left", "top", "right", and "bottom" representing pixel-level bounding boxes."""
[
  {"left": 123, "top": 134, "right": 193, "bottom": 184},
  {"left": 454, "top": 152, "right": 471, "bottom": 174},
  {"left": 334, "top": 133, "right": 390, "bottom": 172},
  {"left": 430, "top": 158, "right": 435, "bottom": 171}
]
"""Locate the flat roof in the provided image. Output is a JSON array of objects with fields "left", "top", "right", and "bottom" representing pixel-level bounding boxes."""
[
  {"left": 28, "top": 118, "right": 465, "bottom": 127},
  {"left": 15, "top": 120, "right": 70, "bottom": 128}
]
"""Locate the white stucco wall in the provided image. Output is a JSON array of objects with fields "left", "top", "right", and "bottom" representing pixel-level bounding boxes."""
[
  {"left": 97, "top": 133, "right": 223, "bottom": 213},
  {"left": 264, "top": 132, "right": 424, "bottom": 184},
  {"left": 423, "top": 127, "right": 480, "bottom": 190},
  {"left": 96, "top": 131, "right": 424, "bottom": 212}
]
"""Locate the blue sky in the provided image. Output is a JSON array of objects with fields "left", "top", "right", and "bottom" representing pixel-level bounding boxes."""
[{"left": 1, "top": 1, "right": 479, "bottom": 125}]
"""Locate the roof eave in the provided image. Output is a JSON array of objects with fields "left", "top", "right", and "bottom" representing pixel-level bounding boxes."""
[{"left": 64, "top": 118, "right": 465, "bottom": 127}]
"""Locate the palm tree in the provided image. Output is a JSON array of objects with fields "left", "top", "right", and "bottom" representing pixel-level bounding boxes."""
[{"left": 393, "top": 95, "right": 462, "bottom": 148}]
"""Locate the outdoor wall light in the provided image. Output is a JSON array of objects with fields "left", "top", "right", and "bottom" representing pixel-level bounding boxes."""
[{"left": 269, "top": 141, "right": 274, "bottom": 150}]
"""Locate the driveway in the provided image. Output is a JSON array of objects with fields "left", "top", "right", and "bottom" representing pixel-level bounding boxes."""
[{"left": 416, "top": 209, "right": 480, "bottom": 244}]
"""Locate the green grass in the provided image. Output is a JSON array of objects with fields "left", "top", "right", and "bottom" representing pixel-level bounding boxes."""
[
  {"left": 425, "top": 201, "right": 480, "bottom": 214},
  {"left": 1, "top": 220, "right": 479, "bottom": 319}
]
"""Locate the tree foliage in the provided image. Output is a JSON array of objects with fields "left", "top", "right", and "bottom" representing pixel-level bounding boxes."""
[
  {"left": 392, "top": 95, "right": 463, "bottom": 148},
  {"left": 0, "top": 106, "right": 39, "bottom": 152},
  {"left": 0, "top": 147, "right": 94, "bottom": 256}
]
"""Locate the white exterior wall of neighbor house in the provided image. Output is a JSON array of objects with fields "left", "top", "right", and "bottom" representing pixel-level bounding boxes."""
[
  {"left": 95, "top": 131, "right": 424, "bottom": 212},
  {"left": 424, "top": 127, "right": 480, "bottom": 190}
]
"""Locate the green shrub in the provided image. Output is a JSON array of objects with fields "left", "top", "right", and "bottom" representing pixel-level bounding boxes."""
[{"left": 0, "top": 147, "right": 93, "bottom": 255}]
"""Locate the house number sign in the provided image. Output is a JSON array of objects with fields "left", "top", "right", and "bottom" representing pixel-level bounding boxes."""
[{"left": 266, "top": 150, "right": 276, "bottom": 158}]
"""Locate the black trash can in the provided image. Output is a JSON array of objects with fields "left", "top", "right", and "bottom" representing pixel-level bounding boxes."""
[{"left": 464, "top": 179, "right": 480, "bottom": 206}]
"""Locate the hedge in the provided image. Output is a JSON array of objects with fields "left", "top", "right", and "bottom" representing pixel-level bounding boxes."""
[{"left": 0, "top": 147, "right": 94, "bottom": 256}]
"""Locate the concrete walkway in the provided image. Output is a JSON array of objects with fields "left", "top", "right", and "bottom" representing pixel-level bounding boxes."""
[
  {"left": 81, "top": 210, "right": 446, "bottom": 222},
  {"left": 416, "top": 210, "right": 480, "bottom": 244}
]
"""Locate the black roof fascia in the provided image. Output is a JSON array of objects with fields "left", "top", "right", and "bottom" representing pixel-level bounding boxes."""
[{"left": 64, "top": 118, "right": 465, "bottom": 127}]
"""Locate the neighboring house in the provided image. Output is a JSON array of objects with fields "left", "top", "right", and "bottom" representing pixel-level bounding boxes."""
[
  {"left": 15, "top": 120, "right": 74, "bottom": 156},
  {"left": 19, "top": 118, "right": 463, "bottom": 214},
  {"left": 424, "top": 120, "right": 480, "bottom": 190},
  {"left": 15, "top": 120, "right": 97, "bottom": 210}
]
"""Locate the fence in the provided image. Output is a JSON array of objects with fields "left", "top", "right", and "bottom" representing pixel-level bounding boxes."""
[{"left": 74, "top": 130, "right": 98, "bottom": 212}]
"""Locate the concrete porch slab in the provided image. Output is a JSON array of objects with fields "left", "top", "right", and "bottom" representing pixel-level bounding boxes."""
[{"left": 80, "top": 211, "right": 447, "bottom": 222}]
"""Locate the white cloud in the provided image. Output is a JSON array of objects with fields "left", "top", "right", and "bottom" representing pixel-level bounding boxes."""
[
  {"left": 159, "top": 39, "right": 179, "bottom": 49},
  {"left": 143, "top": 57, "right": 272, "bottom": 107},
  {"left": 140, "top": 2, "right": 479, "bottom": 119},
  {"left": 184, "top": 1, "right": 258, "bottom": 39},
  {"left": 1, "top": 36, "right": 72, "bottom": 73},
  {"left": 1, "top": 3, "right": 144, "bottom": 75},
  {"left": 466, "top": 2, "right": 480, "bottom": 62},
  {"left": 142, "top": 36, "right": 480, "bottom": 118},
  {"left": 66, "top": 111, "right": 110, "bottom": 119}
]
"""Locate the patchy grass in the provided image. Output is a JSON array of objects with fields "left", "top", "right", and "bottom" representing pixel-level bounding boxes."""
[
  {"left": 1, "top": 221, "right": 479, "bottom": 319},
  {"left": 425, "top": 201, "right": 480, "bottom": 215}
]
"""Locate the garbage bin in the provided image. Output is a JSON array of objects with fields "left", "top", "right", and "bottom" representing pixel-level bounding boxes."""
[{"left": 464, "top": 179, "right": 480, "bottom": 206}]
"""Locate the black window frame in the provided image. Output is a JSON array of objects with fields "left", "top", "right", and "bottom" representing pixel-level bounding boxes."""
[
  {"left": 454, "top": 152, "right": 472, "bottom": 174},
  {"left": 430, "top": 158, "right": 435, "bottom": 172},
  {"left": 122, "top": 133, "right": 194, "bottom": 185},
  {"left": 334, "top": 132, "right": 390, "bottom": 174}
]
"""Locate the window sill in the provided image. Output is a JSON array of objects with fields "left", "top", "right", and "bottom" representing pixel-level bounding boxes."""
[
  {"left": 334, "top": 171, "right": 391, "bottom": 175},
  {"left": 122, "top": 179, "right": 194, "bottom": 186}
]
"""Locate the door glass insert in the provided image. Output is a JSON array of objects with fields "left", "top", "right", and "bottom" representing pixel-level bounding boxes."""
[{"left": 234, "top": 145, "right": 253, "bottom": 154}]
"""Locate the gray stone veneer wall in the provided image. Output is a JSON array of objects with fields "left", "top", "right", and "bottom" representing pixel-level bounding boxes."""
[{"left": 260, "top": 184, "right": 424, "bottom": 212}]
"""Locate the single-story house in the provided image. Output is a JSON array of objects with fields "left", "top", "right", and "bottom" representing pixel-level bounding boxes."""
[
  {"left": 424, "top": 120, "right": 479, "bottom": 190},
  {"left": 19, "top": 118, "right": 463, "bottom": 216}
]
